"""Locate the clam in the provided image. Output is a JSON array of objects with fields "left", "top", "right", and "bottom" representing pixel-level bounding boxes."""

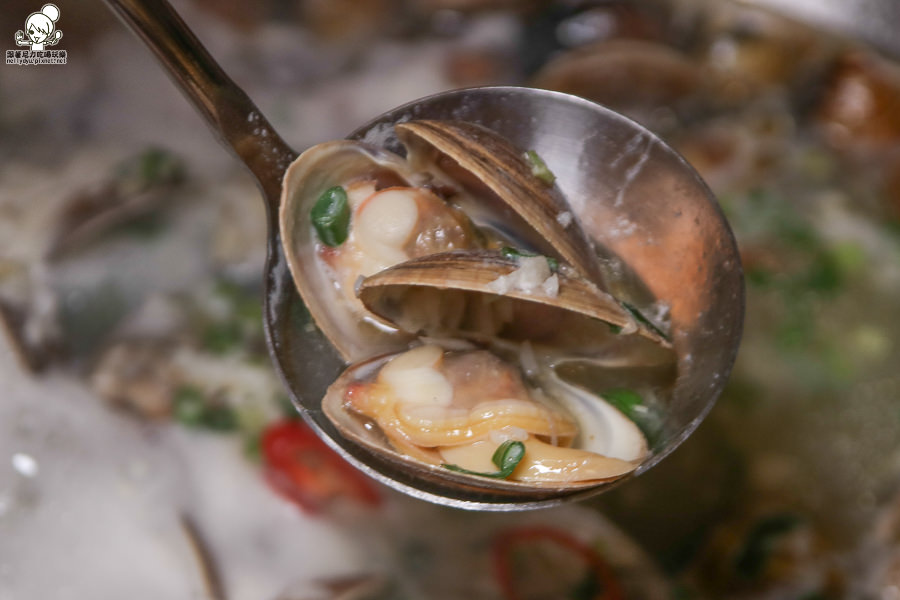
[
  {"left": 322, "top": 344, "right": 648, "bottom": 491},
  {"left": 279, "top": 140, "right": 469, "bottom": 361},
  {"left": 279, "top": 120, "right": 616, "bottom": 362},
  {"left": 393, "top": 121, "right": 610, "bottom": 287},
  {"left": 321, "top": 249, "right": 671, "bottom": 489},
  {"left": 280, "top": 118, "right": 678, "bottom": 492},
  {"left": 356, "top": 250, "right": 666, "bottom": 347}
]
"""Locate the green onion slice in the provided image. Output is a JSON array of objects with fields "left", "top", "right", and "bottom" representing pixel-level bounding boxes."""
[
  {"left": 622, "top": 301, "right": 670, "bottom": 341},
  {"left": 601, "top": 387, "right": 663, "bottom": 444},
  {"left": 500, "top": 246, "right": 559, "bottom": 272},
  {"left": 311, "top": 186, "right": 350, "bottom": 247},
  {"left": 443, "top": 440, "right": 526, "bottom": 479},
  {"left": 734, "top": 513, "right": 803, "bottom": 579},
  {"left": 172, "top": 386, "right": 238, "bottom": 432},
  {"left": 523, "top": 150, "right": 556, "bottom": 185},
  {"left": 173, "top": 386, "right": 206, "bottom": 426},
  {"left": 602, "top": 388, "right": 643, "bottom": 415}
]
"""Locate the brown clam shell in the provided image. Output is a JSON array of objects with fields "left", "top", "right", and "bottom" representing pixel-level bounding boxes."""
[
  {"left": 357, "top": 250, "right": 668, "bottom": 348},
  {"left": 396, "top": 120, "right": 609, "bottom": 288}
]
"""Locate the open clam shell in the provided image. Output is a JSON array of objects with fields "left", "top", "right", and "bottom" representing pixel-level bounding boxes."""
[
  {"left": 279, "top": 140, "right": 420, "bottom": 362},
  {"left": 322, "top": 346, "right": 643, "bottom": 493},
  {"left": 396, "top": 120, "right": 609, "bottom": 287},
  {"left": 357, "top": 250, "right": 669, "bottom": 348}
]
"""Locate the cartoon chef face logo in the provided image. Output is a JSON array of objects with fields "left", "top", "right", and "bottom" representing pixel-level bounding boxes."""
[{"left": 15, "top": 4, "right": 63, "bottom": 52}]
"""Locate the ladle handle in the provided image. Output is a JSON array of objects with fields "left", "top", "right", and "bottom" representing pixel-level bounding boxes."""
[{"left": 103, "top": 0, "right": 297, "bottom": 211}]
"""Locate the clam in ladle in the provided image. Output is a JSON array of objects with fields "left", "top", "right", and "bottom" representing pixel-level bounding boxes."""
[{"left": 104, "top": 0, "right": 744, "bottom": 510}]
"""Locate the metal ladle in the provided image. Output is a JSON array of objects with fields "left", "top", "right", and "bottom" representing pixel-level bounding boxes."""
[{"left": 105, "top": 0, "right": 744, "bottom": 510}]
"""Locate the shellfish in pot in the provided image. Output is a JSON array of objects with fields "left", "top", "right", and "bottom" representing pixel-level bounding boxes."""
[{"left": 280, "top": 120, "right": 676, "bottom": 494}]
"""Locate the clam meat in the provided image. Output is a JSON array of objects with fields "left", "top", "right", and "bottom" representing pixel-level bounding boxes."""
[{"left": 325, "top": 344, "right": 645, "bottom": 486}]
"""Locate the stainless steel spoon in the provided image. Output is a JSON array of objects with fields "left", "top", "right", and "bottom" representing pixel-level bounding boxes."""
[{"left": 105, "top": 0, "right": 744, "bottom": 510}]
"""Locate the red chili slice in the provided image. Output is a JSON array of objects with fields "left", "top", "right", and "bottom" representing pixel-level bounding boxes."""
[
  {"left": 492, "top": 526, "right": 625, "bottom": 600},
  {"left": 261, "top": 420, "right": 381, "bottom": 514}
]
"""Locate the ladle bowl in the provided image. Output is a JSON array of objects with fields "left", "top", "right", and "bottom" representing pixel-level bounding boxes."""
[{"left": 105, "top": 0, "right": 744, "bottom": 510}]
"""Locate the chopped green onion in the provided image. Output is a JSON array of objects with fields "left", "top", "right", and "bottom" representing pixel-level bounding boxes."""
[
  {"left": 500, "top": 246, "right": 559, "bottom": 272},
  {"left": 203, "top": 404, "right": 238, "bottom": 431},
  {"left": 172, "top": 385, "right": 238, "bottom": 432},
  {"left": 173, "top": 386, "right": 206, "bottom": 426},
  {"left": 213, "top": 278, "right": 263, "bottom": 324},
  {"left": 734, "top": 513, "right": 802, "bottom": 579},
  {"left": 243, "top": 431, "right": 262, "bottom": 462},
  {"left": 311, "top": 186, "right": 350, "bottom": 247},
  {"left": 607, "top": 323, "right": 623, "bottom": 335},
  {"left": 601, "top": 388, "right": 664, "bottom": 444},
  {"left": 276, "top": 394, "right": 300, "bottom": 419},
  {"left": 523, "top": 150, "right": 556, "bottom": 185},
  {"left": 602, "top": 388, "right": 643, "bottom": 415},
  {"left": 136, "top": 148, "right": 185, "bottom": 186},
  {"left": 116, "top": 213, "right": 167, "bottom": 240},
  {"left": 745, "top": 266, "right": 774, "bottom": 288},
  {"left": 493, "top": 440, "right": 526, "bottom": 474},
  {"left": 201, "top": 320, "right": 244, "bottom": 354},
  {"left": 500, "top": 246, "right": 521, "bottom": 260},
  {"left": 623, "top": 302, "right": 670, "bottom": 341},
  {"left": 886, "top": 220, "right": 900, "bottom": 239},
  {"left": 831, "top": 241, "right": 865, "bottom": 275},
  {"left": 443, "top": 440, "right": 525, "bottom": 479},
  {"left": 116, "top": 147, "right": 185, "bottom": 191}
]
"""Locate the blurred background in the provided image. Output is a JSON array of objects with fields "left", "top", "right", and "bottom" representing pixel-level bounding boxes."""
[{"left": 2, "top": 0, "right": 900, "bottom": 598}]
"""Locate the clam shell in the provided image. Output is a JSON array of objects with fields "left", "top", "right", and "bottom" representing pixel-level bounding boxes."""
[
  {"left": 280, "top": 121, "right": 629, "bottom": 362},
  {"left": 357, "top": 250, "right": 668, "bottom": 348},
  {"left": 321, "top": 349, "right": 638, "bottom": 493},
  {"left": 540, "top": 370, "right": 649, "bottom": 462},
  {"left": 396, "top": 120, "right": 609, "bottom": 288},
  {"left": 279, "top": 140, "right": 417, "bottom": 362}
]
